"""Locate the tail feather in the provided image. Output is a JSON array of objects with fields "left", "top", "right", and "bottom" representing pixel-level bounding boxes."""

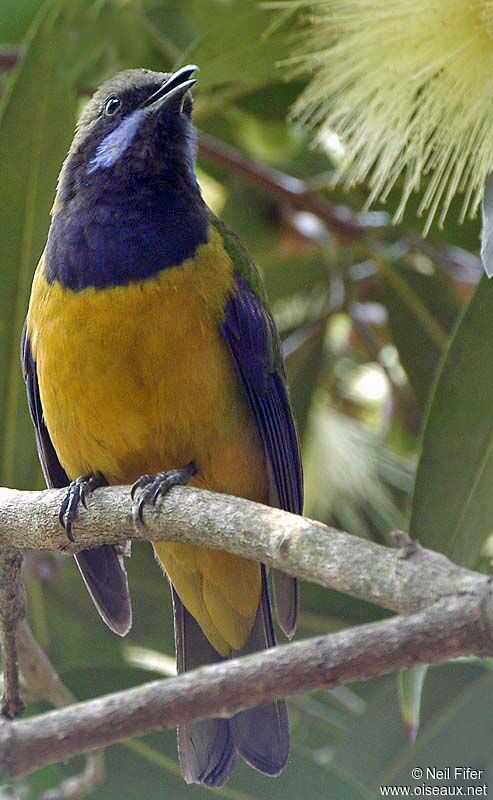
[
  {"left": 75, "top": 545, "right": 132, "bottom": 637},
  {"left": 172, "top": 566, "right": 290, "bottom": 785},
  {"left": 272, "top": 570, "right": 299, "bottom": 639},
  {"left": 172, "top": 588, "right": 237, "bottom": 787},
  {"left": 232, "top": 566, "right": 290, "bottom": 775}
]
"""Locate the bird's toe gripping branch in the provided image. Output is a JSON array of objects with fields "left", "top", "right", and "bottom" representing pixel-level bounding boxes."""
[
  {"left": 131, "top": 462, "right": 196, "bottom": 526},
  {"left": 59, "top": 472, "right": 108, "bottom": 542}
]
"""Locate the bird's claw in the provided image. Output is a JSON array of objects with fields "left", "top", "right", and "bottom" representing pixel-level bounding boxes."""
[
  {"left": 130, "top": 474, "right": 154, "bottom": 501},
  {"left": 59, "top": 472, "right": 108, "bottom": 542},
  {"left": 131, "top": 462, "right": 195, "bottom": 526}
]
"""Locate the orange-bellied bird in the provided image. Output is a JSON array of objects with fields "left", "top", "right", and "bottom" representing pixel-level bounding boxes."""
[{"left": 22, "top": 65, "right": 303, "bottom": 786}]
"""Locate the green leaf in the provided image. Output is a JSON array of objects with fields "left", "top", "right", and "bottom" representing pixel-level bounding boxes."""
[
  {"left": 333, "top": 664, "right": 493, "bottom": 793},
  {"left": 403, "top": 276, "right": 491, "bottom": 738},
  {"left": 382, "top": 262, "right": 459, "bottom": 410},
  {"left": 410, "top": 276, "right": 493, "bottom": 567},
  {"left": 0, "top": 0, "right": 78, "bottom": 489},
  {"left": 0, "top": 0, "right": 45, "bottom": 43},
  {"left": 284, "top": 320, "right": 325, "bottom": 442},
  {"left": 186, "top": 0, "right": 289, "bottom": 90},
  {"left": 124, "top": 740, "right": 256, "bottom": 800},
  {"left": 397, "top": 666, "right": 428, "bottom": 743}
]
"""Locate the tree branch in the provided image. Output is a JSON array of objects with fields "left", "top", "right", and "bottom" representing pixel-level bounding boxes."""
[
  {"left": 14, "top": 620, "right": 105, "bottom": 799},
  {"left": 1, "top": 485, "right": 491, "bottom": 781},
  {"left": 0, "top": 485, "right": 480, "bottom": 615},
  {"left": 0, "top": 548, "right": 25, "bottom": 718},
  {"left": 198, "top": 131, "right": 481, "bottom": 284},
  {"left": 199, "top": 131, "right": 368, "bottom": 240},
  {"left": 1, "top": 586, "right": 493, "bottom": 780}
]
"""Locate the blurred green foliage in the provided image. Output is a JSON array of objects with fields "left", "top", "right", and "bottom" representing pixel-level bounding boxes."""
[{"left": 0, "top": 1, "right": 491, "bottom": 798}]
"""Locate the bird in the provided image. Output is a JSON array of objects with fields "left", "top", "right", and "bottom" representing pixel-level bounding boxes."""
[{"left": 22, "top": 64, "right": 303, "bottom": 787}]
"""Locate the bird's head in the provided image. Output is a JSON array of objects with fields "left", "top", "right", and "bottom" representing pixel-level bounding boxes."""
[{"left": 55, "top": 65, "right": 199, "bottom": 207}]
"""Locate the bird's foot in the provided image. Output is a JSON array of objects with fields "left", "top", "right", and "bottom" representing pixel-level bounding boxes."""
[
  {"left": 59, "top": 472, "right": 108, "bottom": 542},
  {"left": 131, "top": 462, "right": 196, "bottom": 526}
]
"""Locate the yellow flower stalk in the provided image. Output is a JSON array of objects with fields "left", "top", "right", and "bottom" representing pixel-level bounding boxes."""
[{"left": 289, "top": 0, "right": 493, "bottom": 232}]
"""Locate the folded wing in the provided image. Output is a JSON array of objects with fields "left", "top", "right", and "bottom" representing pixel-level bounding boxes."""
[{"left": 21, "top": 323, "right": 132, "bottom": 636}]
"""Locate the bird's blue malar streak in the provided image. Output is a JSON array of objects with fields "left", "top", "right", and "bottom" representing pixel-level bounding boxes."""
[{"left": 88, "top": 108, "right": 147, "bottom": 173}]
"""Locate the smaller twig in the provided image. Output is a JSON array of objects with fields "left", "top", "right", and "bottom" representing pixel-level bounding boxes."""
[
  {"left": 41, "top": 752, "right": 104, "bottom": 800},
  {"left": 198, "top": 130, "right": 368, "bottom": 241},
  {"left": 197, "top": 131, "right": 481, "bottom": 283},
  {"left": 404, "top": 232, "right": 481, "bottom": 285},
  {"left": 0, "top": 548, "right": 25, "bottom": 718},
  {"left": 393, "top": 529, "right": 420, "bottom": 556},
  {"left": 15, "top": 619, "right": 105, "bottom": 800},
  {"left": 16, "top": 620, "right": 72, "bottom": 707},
  {"left": 0, "top": 48, "right": 20, "bottom": 74}
]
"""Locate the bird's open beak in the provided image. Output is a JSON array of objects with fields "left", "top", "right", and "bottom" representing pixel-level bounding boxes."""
[{"left": 144, "top": 65, "right": 198, "bottom": 114}]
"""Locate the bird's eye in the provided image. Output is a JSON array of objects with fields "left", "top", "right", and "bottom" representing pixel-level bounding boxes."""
[{"left": 104, "top": 96, "right": 121, "bottom": 117}]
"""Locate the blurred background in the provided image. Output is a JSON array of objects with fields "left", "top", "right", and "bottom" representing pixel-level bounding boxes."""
[{"left": 0, "top": 1, "right": 492, "bottom": 798}]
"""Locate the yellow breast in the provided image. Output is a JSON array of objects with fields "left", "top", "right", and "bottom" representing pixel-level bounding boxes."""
[{"left": 27, "top": 225, "right": 265, "bottom": 654}]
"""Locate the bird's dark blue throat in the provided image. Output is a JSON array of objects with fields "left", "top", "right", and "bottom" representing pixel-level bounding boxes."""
[
  {"left": 45, "top": 66, "right": 209, "bottom": 291},
  {"left": 45, "top": 181, "right": 209, "bottom": 290}
]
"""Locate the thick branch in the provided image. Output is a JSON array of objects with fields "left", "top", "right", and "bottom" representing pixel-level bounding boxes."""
[
  {"left": 0, "top": 485, "right": 480, "bottom": 615},
  {"left": 0, "top": 486, "right": 492, "bottom": 780},
  {"left": 1, "top": 587, "right": 493, "bottom": 780}
]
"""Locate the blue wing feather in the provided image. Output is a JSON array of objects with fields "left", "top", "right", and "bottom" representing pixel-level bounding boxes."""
[
  {"left": 221, "top": 275, "right": 303, "bottom": 516},
  {"left": 21, "top": 324, "right": 132, "bottom": 636},
  {"left": 221, "top": 275, "right": 303, "bottom": 637}
]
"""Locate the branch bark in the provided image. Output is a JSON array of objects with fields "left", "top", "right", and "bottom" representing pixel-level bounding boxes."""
[
  {"left": 1, "top": 484, "right": 492, "bottom": 781},
  {"left": 1, "top": 587, "right": 493, "bottom": 779},
  {"left": 0, "top": 548, "right": 25, "bottom": 718},
  {"left": 198, "top": 131, "right": 481, "bottom": 284},
  {"left": 0, "top": 485, "right": 480, "bottom": 614},
  {"left": 15, "top": 620, "right": 105, "bottom": 799}
]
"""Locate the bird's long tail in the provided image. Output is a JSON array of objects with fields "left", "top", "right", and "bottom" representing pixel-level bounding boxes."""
[
  {"left": 75, "top": 545, "right": 132, "bottom": 637},
  {"left": 172, "top": 566, "right": 289, "bottom": 787}
]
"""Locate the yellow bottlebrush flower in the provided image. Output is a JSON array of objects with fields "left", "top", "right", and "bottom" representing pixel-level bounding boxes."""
[{"left": 288, "top": 0, "right": 493, "bottom": 232}]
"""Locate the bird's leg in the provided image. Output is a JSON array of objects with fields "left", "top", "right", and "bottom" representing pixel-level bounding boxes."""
[
  {"left": 131, "top": 462, "right": 196, "bottom": 525},
  {"left": 59, "top": 472, "right": 108, "bottom": 542}
]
